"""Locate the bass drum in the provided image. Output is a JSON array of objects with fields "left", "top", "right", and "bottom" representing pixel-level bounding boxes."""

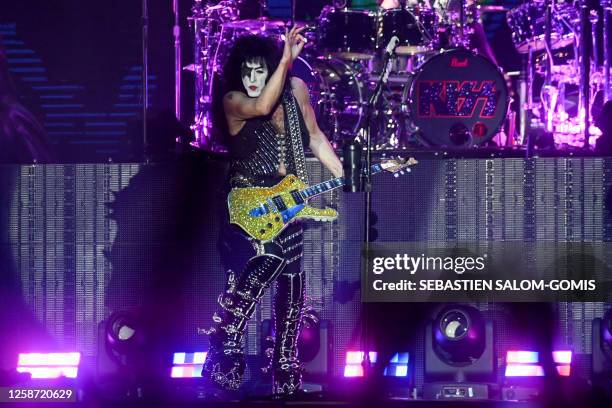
[
  {"left": 404, "top": 49, "right": 508, "bottom": 147},
  {"left": 291, "top": 54, "right": 366, "bottom": 144}
]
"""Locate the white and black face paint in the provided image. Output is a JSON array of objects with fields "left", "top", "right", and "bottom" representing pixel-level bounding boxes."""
[{"left": 241, "top": 59, "right": 268, "bottom": 97}]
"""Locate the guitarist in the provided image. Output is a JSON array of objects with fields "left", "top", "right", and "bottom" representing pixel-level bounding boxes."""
[{"left": 202, "top": 27, "right": 343, "bottom": 395}]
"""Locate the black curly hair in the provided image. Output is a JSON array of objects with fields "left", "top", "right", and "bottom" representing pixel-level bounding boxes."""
[
  {"left": 212, "top": 35, "right": 288, "bottom": 145},
  {"left": 221, "top": 34, "right": 284, "bottom": 94}
]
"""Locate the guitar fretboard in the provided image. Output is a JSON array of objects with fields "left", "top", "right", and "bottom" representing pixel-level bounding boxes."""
[{"left": 299, "top": 163, "right": 386, "bottom": 199}]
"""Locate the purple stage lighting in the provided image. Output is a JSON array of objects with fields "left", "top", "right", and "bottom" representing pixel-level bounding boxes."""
[
  {"left": 504, "top": 350, "right": 543, "bottom": 377},
  {"left": 383, "top": 352, "right": 409, "bottom": 377},
  {"left": 170, "top": 352, "right": 206, "bottom": 378},
  {"left": 552, "top": 350, "right": 572, "bottom": 376},
  {"left": 17, "top": 352, "right": 81, "bottom": 379},
  {"left": 343, "top": 350, "right": 378, "bottom": 377},
  {"left": 505, "top": 364, "right": 545, "bottom": 377},
  {"left": 504, "top": 350, "right": 572, "bottom": 377},
  {"left": 506, "top": 351, "right": 539, "bottom": 364}
]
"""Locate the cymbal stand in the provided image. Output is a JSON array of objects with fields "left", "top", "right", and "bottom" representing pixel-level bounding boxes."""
[
  {"left": 579, "top": 0, "right": 591, "bottom": 148},
  {"left": 520, "top": 47, "right": 536, "bottom": 151},
  {"left": 604, "top": 0, "right": 611, "bottom": 101},
  {"left": 173, "top": 0, "right": 181, "bottom": 121},
  {"left": 459, "top": 0, "right": 466, "bottom": 47},
  {"left": 142, "top": 0, "right": 149, "bottom": 157},
  {"left": 542, "top": 0, "right": 555, "bottom": 132}
]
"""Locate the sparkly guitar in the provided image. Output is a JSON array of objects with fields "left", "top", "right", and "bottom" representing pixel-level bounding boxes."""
[{"left": 228, "top": 158, "right": 418, "bottom": 242}]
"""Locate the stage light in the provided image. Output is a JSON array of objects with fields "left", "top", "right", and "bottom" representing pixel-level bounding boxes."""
[
  {"left": 553, "top": 350, "right": 572, "bottom": 377},
  {"left": 505, "top": 364, "right": 545, "bottom": 377},
  {"left": 383, "top": 352, "right": 409, "bottom": 377},
  {"left": 105, "top": 311, "right": 144, "bottom": 365},
  {"left": 343, "top": 364, "right": 364, "bottom": 378},
  {"left": 504, "top": 350, "right": 572, "bottom": 378},
  {"left": 432, "top": 306, "right": 487, "bottom": 366},
  {"left": 16, "top": 352, "right": 81, "bottom": 379},
  {"left": 170, "top": 352, "right": 206, "bottom": 378},
  {"left": 504, "top": 350, "right": 544, "bottom": 378},
  {"left": 343, "top": 350, "right": 378, "bottom": 377},
  {"left": 506, "top": 351, "right": 539, "bottom": 364},
  {"left": 424, "top": 305, "right": 494, "bottom": 399},
  {"left": 552, "top": 350, "right": 572, "bottom": 365}
]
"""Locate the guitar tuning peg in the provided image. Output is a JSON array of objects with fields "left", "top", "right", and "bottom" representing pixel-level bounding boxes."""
[
  {"left": 394, "top": 173, "right": 400, "bottom": 178},
  {"left": 399, "top": 170, "right": 405, "bottom": 176}
]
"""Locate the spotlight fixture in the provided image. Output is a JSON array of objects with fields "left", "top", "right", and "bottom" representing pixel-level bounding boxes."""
[
  {"left": 96, "top": 311, "right": 150, "bottom": 400},
  {"left": 105, "top": 311, "right": 145, "bottom": 366},
  {"left": 424, "top": 305, "right": 494, "bottom": 399},
  {"left": 433, "top": 307, "right": 486, "bottom": 365}
]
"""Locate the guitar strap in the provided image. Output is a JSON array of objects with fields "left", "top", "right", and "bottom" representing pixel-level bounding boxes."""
[{"left": 283, "top": 88, "right": 309, "bottom": 185}]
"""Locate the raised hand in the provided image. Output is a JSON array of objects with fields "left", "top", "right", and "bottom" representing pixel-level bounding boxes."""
[{"left": 282, "top": 25, "right": 306, "bottom": 65}]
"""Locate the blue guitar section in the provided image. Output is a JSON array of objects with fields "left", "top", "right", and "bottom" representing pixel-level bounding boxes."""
[{"left": 281, "top": 204, "right": 305, "bottom": 223}]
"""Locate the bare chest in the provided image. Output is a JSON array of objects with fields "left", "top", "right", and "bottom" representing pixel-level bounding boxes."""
[{"left": 270, "top": 105, "right": 285, "bottom": 135}]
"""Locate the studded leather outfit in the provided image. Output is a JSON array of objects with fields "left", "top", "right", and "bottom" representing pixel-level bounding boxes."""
[{"left": 203, "top": 88, "right": 309, "bottom": 395}]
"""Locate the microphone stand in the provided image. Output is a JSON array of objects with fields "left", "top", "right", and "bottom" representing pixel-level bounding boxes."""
[
  {"left": 142, "top": 0, "right": 149, "bottom": 160},
  {"left": 360, "top": 38, "right": 397, "bottom": 382},
  {"left": 173, "top": 0, "right": 181, "bottom": 121}
]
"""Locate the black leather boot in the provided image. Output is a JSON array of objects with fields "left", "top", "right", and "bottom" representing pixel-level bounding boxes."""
[
  {"left": 272, "top": 270, "right": 305, "bottom": 395},
  {"left": 202, "top": 254, "right": 285, "bottom": 391}
]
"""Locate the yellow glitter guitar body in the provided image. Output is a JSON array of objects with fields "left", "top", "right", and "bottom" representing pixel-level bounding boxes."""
[
  {"left": 228, "top": 174, "right": 337, "bottom": 242},
  {"left": 227, "top": 158, "right": 417, "bottom": 242}
]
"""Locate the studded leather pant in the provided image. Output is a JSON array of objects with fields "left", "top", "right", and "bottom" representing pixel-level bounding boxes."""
[{"left": 202, "top": 221, "right": 305, "bottom": 395}]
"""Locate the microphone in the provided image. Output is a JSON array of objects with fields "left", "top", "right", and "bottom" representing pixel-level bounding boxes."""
[
  {"left": 343, "top": 139, "right": 362, "bottom": 193},
  {"left": 383, "top": 35, "right": 400, "bottom": 59},
  {"left": 379, "top": 36, "right": 400, "bottom": 85}
]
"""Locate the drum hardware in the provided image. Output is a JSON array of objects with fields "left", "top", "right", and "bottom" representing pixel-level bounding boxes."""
[
  {"left": 604, "top": 0, "right": 611, "bottom": 101},
  {"left": 189, "top": 0, "right": 240, "bottom": 148},
  {"left": 188, "top": 0, "right": 513, "bottom": 151},
  {"left": 173, "top": 0, "right": 181, "bottom": 121},
  {"left": 142, "top": 0, "right": 150, "bottom": 153},
  {"left": 318, "top": 7, "right": 378, "bottom": 61},
  {"left": 508, "top": 0, "right": 606, "bottom": 150},
  {"left": 579, "top": 0, "right": 591, "bottom": 148}
]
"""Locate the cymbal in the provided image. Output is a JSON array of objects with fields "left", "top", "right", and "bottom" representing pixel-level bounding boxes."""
[
  {"left": 222, "top": 19, "right": 286, "bottom": 31},
  {"left": 477, "top": 5, "right": 509, "bottom": 13},
  {"left": 395, "top": 45, "right": 436, "bottom": 56}
]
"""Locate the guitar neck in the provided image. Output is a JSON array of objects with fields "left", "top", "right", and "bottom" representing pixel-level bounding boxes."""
[{"left": 299, "top": 163, "right": 386, "bottom": 199}]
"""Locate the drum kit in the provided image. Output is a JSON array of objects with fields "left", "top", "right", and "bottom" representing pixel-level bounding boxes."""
[
  {"left": 187, "top": 0, "right": 610, "bottom": 151},
  {"left": 506, "top": 0, "right": 611, "bottom": 148}
]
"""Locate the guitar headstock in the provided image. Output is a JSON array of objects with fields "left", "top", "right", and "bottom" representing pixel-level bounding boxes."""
[{"left": 380, "top": 157, "right": 418, "bottom": 177}]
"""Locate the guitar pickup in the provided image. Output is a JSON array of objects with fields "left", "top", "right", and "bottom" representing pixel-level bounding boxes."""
[
  {"left": 290, "top": 189, "right": 305, "bottom": 205},
  {"left": 272, "top": 195, "right": 287, "bottom": 211}
]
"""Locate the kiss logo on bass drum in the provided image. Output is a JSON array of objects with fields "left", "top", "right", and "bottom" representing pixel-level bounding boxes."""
[{"left": 403, "top": 48, "right": 509, "bottom": 147}]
